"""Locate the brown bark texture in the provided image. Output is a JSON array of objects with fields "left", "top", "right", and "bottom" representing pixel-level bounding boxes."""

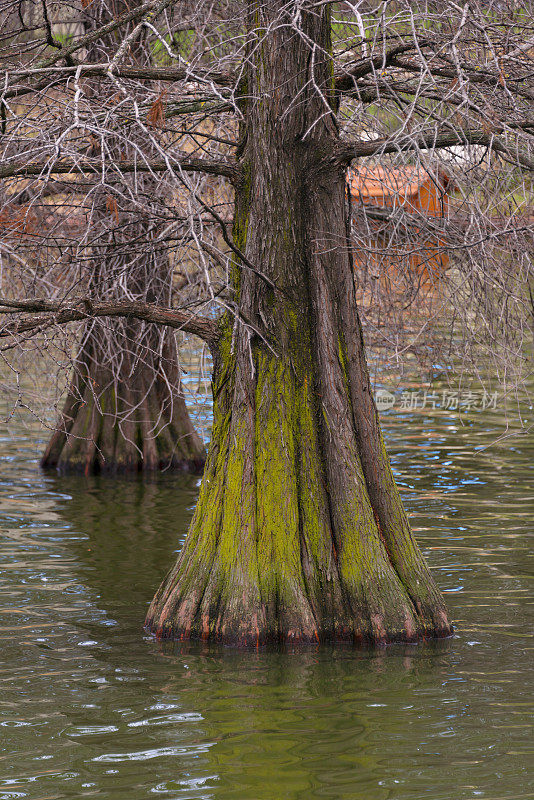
[
  {"left": 39, "top": 201, "right": 206, "bottom": 475},
  {"left": 41, "top": 319, "right": 206, "bottom": 475},
  {"left": 40, "top": 1, "right": 205, "bottom": 475},
  {"left": 145, "top": 0, "right": 453, "bottom": 645}
]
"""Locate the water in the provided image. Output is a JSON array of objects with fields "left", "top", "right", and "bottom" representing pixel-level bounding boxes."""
[{"left": 0, "top": 391, "right": 532, "bottom": 799}]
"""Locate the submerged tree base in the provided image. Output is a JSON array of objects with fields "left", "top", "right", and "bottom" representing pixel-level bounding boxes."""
[
  {"left": 145, "top": 336, "right": 453, "bottom": 648},
  {"left": 145, "top": 594, "right": 453, "bottom": 648},
  {"left": 42, "top": 331, "right": 206, "bottom": 475}
]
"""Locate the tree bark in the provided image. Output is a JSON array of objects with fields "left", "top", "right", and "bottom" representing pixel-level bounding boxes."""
[
  {"left": 39, "top": 0, "right": 206, "bottom": 476},
  {"left": 145, "top": 0, "right": 452, "bottom": 645},
  {"left": 41, "top": 319, "right": 205, "bottom": 474}
]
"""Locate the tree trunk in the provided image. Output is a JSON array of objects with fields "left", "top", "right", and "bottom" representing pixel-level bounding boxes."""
[
  {"left": 145, "top": 0, "right": 452, "bottom": 644},
  {"left": 40, "top": 182, "right": 206, "bottom": 475},
  {"left": 41, "top": 321, "right": 205, "bottom": 474},
  {"left": 41, "top": 201, "right": 206, "bottom": 476},
  {"left": 39, "top": 0, "right": 206, "bottom": 475}
]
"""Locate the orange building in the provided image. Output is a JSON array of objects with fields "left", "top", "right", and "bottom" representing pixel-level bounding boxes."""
[{"left": 349, "top": 165, "right": 451, "bottom": 299}]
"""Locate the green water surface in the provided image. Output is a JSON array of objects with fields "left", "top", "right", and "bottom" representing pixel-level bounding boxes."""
[{"left": 0, "top": 392, "right": 532, "bottom": 799}]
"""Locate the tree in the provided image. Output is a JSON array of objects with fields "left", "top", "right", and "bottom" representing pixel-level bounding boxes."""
[
  {"left": 38, "top": 208, "right": 208, "bottom": 474},
  {"left": 1, "top": 0, "right": 532, "bottom": 642},
  {"left": 2, "top": 0, "right": 207, "bottom": 473}
]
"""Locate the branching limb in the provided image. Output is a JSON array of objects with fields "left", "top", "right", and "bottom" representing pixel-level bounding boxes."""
[
  {"left": 0, "top": 157, "right": 238, "bottom": 182},
  {"left": 0, "top": 299, "right": 220, "bottom": 347},
  {"left": 340, "top": 130, "right": 534, "bottom": 170},
  {"left": 4, "top": 64, "right": 237, "bottom": 88}
]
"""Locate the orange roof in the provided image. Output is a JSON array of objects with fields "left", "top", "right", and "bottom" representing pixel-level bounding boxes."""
[{"left": 348, "top": 166, "right": 450, "bottom": 206}]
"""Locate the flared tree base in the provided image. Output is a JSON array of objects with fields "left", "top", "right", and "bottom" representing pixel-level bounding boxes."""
[
  {"left": 42, "top": 363, "right": 205, "bottom": 475},
  {"left": 145, "top": 347, "right": 452, "bottom": 648}
]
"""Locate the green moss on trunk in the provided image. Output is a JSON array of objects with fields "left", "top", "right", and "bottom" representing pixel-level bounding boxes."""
[
  {"left": 146, "top": 320, "right": 451, "bottom": 645},
  {"left": 145, "top": 0, "right": 452, "bottom": 646}
]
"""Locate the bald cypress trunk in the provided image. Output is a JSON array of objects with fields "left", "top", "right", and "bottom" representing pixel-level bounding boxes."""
[
  {"left": 40, "top": 200, "right": 206, "bottom": 476},
  {"left": 41, "top": 321, "right": 205, "bottom": 475},
  {"left": 145, "top": 0, "right": 452, "bottom": 644},
  {"left": 39, "top": 0, "right": 205, "bottom": 475}
]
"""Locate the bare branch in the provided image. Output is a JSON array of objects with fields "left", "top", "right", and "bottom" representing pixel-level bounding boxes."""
[
  {"left": 340, "top": 130, "right": 534, "bottom": 171},
  {"left": 0, "top": 158, "right": 238, "bottom": 181},
  {"left": 0, "top": 299, "right": 220, "bottom": 346},
  {"left": 3, "top": 64, "right": 237, "bottom": 88},
  {"left": 335, "top": 41, "right": 427, "bottom": 91},
  {"left": 35, "top": 0, "right": 176, "bottom": 69}
]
